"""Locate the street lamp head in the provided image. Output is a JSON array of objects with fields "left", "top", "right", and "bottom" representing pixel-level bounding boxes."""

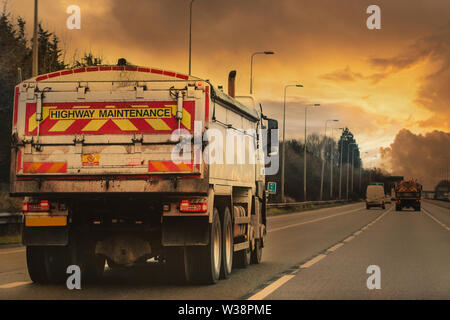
[
  {"left": 313, "top": 104, "right": 320, "bottom": 107},
  {"left": 264, "top": 51, "right": 275, "bottom": 55},
  {"left": 296, "top": 84, "right": 303, "bottom": 87},
  {"left": 332, "top": 119, "right": 339, "bottom": 122}
]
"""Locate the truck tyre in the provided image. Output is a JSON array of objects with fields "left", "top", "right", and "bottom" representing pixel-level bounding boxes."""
[
  {"left": 26, "top": 246, "right": 48, "bottom": 284},
  {"left": 235, "top": 247, "right": 251, "bottom": 268},
  {"left": 44, "top": 246, "right": 71, "bottom": 283},
  {"left": 74, "top": 239, "right": 105, "bottom": 283},
  {"left": 220, "top": 207, "right": 233, "bottom": 279},
  {"left": 192, "top": 208, "right": 222, "bottom": 284},
  {"left": 165, "top": 247, "right": 192, "bottom": 284},
  {"left": 234, "top": 244, "right": 251, "bottom": 269},
  {"left": 83, "top": 254, "right": 106, "bottom": 283},
  {"left": 250, "top": 238, "right": 263, "bottom": 264}
]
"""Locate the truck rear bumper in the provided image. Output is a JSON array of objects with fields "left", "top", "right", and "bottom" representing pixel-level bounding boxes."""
[{"left": 10, "top": 176, "right": 209, "bottom": 195}]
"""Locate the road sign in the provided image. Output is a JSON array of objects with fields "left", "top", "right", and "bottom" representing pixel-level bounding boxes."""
[{"left": 267, "top": 182, "right": 277, "bottom": 194}]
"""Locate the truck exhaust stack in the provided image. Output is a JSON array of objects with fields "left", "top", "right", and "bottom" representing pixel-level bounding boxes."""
[{"left": 228, "top": 70, "right": 236, "bottom": 98}]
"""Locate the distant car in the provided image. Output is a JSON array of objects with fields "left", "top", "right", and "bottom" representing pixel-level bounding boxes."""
[{"left": 366, "top": 185, "right": 386, "bottom": 209}]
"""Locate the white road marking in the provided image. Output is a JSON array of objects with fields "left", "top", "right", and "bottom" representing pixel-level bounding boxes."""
[
  {"left": 269, "top": 207, "right": 363, "bottom": 232},
  {"left": 247, "top": 275, "right": 295, "bottom": 300},
  {"left": 0, "top": 281, "right": 31, "bottom": 289},
  {"left": 422, "top": 208, "right": 450, "bottom": 231},
  {"left": 327, "top": 243, "right": 344, "bottom": 252},
  {"left": 300, "top": 254, "right": 327, "bottom": 268},
  {"left": 0, "top": 248, "right": 25, "bottom": 256},
  {"left": 246, "top": 206, "right": 391, "bottom": 300},
  {"left": 343, "top": 236, "right": 355, "bottom": 243}
]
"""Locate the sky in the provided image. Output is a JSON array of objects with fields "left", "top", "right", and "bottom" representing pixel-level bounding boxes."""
[{"left": 4, "top": 0, "right": 450, "bottom": 188}]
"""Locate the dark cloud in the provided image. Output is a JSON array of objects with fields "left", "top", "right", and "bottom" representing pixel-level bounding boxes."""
[
  {"left": 380, "top": 129, "right": 450, "bottom": 189},
  {"left": 367, "top": 23, "right": 450, "bottom": 128},
  {"left": 320, "top": 66, "right": 364, "bottom": 82},
  {"left": 320, "top": 67, "right": 388, "bottom": 84}
]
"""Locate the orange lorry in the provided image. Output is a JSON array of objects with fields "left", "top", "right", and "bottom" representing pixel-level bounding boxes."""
[{"left": 394, "top": 180, "right": 422, "bottom": 211}]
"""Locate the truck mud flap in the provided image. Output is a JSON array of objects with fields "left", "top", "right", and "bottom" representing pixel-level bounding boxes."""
[
  {"left": 22, "top": 226, "right": 69, "bottom": 246},
  {"left": 162, "top": 216, "right": 209, "bottom": 246}
]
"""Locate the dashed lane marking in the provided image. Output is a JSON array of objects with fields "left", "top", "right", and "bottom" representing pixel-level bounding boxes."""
[
  {"left": 247, "top": 275, "right": 295, "bottom": 300},
  {"left": 422, "top": 208, "right": 450, "bottom": 231},
  {"left": 327, "top": 243, "right": 344, "bottom": 253},
  {"left": 343, "top": 235, "right": 355, "bottom": 242},
  {"left": 0, "top": 281, "right": 31, "bottom": 289},
  {"left": 244, "top": 206, "right": 392, "bottom": 300},
  {"left": 300, "top": 254, "right": 327, "bottom": 268}
]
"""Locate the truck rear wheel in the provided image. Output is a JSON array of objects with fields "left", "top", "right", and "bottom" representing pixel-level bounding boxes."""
[
  {"left": 234, "top": 244, "right": 251, "bottom": 268},
  {"left": 191, "top": 208, "right": 222, "bottom": 284},
  {"left": 44, "top": 246, "right": 71, "bottom": 283},
  {"left": 165, "top": 247, "right": 192, "bottom": 284},
  {"left": 26, "top": 246, "right": 70, "bottom": 284},
  {"left": 220, "top": 207, "right": 233, "bottom": 279},
  {"left": 26, "top": 246, "right": 48, "bottom": 284},
  {"left": 251, "top": 238, "right": 263, "bottom": 264},
  {"left": 73, "top": 239, "right": 105, "bottom": 283}
]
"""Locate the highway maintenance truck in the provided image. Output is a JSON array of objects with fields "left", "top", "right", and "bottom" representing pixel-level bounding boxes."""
[
  {"left": 394, "top": 180, "right": 422, "bottom": 211},
  {"left": 9, "top": 61, "right": 278, "bottom": 284}
]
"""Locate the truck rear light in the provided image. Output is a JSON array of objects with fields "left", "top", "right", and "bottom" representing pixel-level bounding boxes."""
[
  {"left": 40, "top": 200, "right": 49, "bottom": 210},
  {"left": 179, "top": 200, "right": 208, "bottom": 213},
  {"left": 22, "top": 200, "right": 50, "bottom": 213}
]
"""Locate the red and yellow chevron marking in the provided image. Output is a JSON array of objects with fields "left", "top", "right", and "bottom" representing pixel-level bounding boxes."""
[
  {"left": 148, "top": 161, "right": 196, "bottom": 173},
  {"left": 23, "top": 162, "right": 67, "bottom": 174},
  {"left": 25, "top": 101, "right": 195, "bottom": 136}
]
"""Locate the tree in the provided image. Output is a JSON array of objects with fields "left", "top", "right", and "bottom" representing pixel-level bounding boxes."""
[{"left": 0, "top": 12, "right": 67, "bottom": 181}]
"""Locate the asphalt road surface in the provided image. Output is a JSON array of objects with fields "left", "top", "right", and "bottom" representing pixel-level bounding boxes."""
[{"left": 0, "top": 200, "right": 448, "bottom": 300}]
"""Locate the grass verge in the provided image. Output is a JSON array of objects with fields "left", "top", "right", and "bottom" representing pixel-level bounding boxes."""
[{"left": 0, "top": 233, "right": 22, "bottom": 245}]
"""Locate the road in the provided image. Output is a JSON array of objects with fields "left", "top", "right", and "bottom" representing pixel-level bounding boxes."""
[{"left": 0, "top": 200, "right": 448, "bottom": 300}]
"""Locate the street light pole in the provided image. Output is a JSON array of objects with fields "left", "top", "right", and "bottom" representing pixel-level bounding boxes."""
[
  {"left": 304, "top": 104, "right": 320, "bottom": 201},
  {"left": 320, "top": 119, "right": 338, "bottom": 200},
  {"left": 361, "top": 152, "right": 368, "bottom": 195},
  {"left": 351, "top": 147, "right": 356, "bottom": 193},
  {"left": 32, "top": 0, "right": 39, "bottom": 77},
  {"left": 188, "top": 0, "right": 195, "bottom": 75},
  {"left": 281, "top": 84, "right": 303, "bottom": 203},
  {"left": 347, "top": 143, "right": 357, "bottom": 200},
  {"left": 339, "top": 131, "right": 344, "bottom": 200},
  {"left": 331, "top": 127, "right": 343, "bottom": 199},
  {"left": 250, "top": 51, "right": 275, "bottom": 94}
]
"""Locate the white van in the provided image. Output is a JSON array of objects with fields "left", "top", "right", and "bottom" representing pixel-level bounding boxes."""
[{"left": 366, "top": 184, "right": 386, "bottom": 209}]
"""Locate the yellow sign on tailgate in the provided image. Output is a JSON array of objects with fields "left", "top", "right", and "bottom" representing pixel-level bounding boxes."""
[{"left": 82, "top": 153, "right": 100, "bottom": 166}]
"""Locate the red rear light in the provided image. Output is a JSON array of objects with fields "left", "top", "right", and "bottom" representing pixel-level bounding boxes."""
[
  {"left": 40, "top": 200, "right": 50, "bottom": 210},
  {"left": 179, "top": 200, "right": 208, "bottom": 213},
  {"left": 23, "top": 200, "right": 50, "bottom": 213}
]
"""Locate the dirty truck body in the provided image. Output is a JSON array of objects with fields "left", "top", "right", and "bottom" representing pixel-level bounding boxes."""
[
  {"left": 10, "top": 66, "right": 273, "bottom": 284},
  {"left": 394, "top": 180, "right": 422, "bottom": 211}
]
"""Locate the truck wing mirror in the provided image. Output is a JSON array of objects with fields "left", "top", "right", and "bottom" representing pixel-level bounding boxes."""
[{"left": 266, "top": 118, "right": 279, "bottom": 156}]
